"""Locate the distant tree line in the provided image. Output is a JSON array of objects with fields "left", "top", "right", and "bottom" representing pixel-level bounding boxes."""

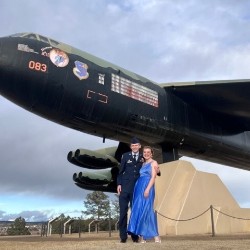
[
  {"left": 51, "top": 214, "right": 118, "bottom": 234},
  {"left": 5, "top": 191, "right": 119, "bottom": 235},
  {"left": 52, "top": 191, "right": 119, "bottom": 234},
  {"left": 7, "top": 217, "right": 31, "bottom": 235}
]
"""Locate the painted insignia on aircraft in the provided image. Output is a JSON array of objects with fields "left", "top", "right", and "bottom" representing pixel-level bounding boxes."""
[
  {"left": 17, "top": 44, "right": 38, "bottom": 54},
  {"left": 111, "top": 73, "right": 159, "bottom": 107},
  {"left": 41, "top": 46, "right": 52, "bottom": 57},
  {"left": 73, "top": 61, "right": 89, "bottom": 80},
  {"left": 49, "top": 49, "right": 69, "bottom": 67}
]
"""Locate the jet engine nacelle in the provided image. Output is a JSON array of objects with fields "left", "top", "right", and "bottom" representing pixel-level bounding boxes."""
[
  {"left": 73, "top": 167, "right": 119, "bottom": 193},
  {"left": 67, "top": 147, "right": 119, "bottom": 169},
  {"left": 68, "top": 146, "right": 120, "bottom": 192}
]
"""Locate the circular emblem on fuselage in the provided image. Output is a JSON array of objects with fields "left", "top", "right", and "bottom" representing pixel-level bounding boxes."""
[{"left": 49, "top": 49, "right": 69, "bottom": 67}]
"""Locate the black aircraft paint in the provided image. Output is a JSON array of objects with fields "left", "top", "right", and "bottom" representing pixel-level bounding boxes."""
[{"left": 1, "top": 33, "right": 250, "bottom": 192}]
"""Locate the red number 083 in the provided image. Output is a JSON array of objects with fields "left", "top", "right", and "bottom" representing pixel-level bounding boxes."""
[{"left": 28, "top": 61, "right": 47, "bottom": 72}]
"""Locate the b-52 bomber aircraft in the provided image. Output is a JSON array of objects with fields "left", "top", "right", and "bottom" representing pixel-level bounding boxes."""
[{"left": 1, "top": 32, "right": 250, "bottom": 193}]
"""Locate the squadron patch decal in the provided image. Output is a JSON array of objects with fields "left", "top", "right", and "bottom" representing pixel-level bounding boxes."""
[{"left": 73, "top": 61, "right": 89, "bottom": 80}]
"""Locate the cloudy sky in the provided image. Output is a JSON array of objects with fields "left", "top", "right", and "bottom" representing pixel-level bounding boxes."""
[{"left": 1, "top": 0, "right": 250, "bottom": 222}]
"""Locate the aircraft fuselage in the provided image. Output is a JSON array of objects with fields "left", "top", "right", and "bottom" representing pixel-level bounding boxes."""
[{"left": 1, "top": 33, "right": 250, "bottom": 170}]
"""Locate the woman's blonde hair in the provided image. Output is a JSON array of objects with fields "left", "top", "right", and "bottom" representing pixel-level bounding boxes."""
[{"left": 143, "top": 146, "right": 154, "bottom": 156}]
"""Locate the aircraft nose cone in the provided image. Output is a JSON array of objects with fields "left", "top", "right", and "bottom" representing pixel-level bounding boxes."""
[
  {"left": 0, "top": 38, "right": 3, "bottom": 66},
  {"left": 0, "top": 36, "right": 29, "bottom": 106},
  {"left": 0, "top": 37, "right": 14, "bottom": 74},
  {"left": 0, "top": 38, "right": 12, "bottom": 93},
  {"left": 0, "top": 38, "right": 5, "bottom": 88}
]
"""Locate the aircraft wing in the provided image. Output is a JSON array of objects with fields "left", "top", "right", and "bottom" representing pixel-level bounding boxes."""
[{"left": 162, "top": 79, "right": 250, "bottom": 133}]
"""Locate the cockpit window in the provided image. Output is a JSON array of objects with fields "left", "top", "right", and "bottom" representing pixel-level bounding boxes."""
[
  {"left": 10, "top": 33, "right": 37, "bottom": 40},
  {"left": 10, "top": 33, "right": 25, "bottom": 37},
  {"left": 49, "top": 39, "right": 59, "bottom": 46},
  {"left": 39, "top": 35, "right": 49, "bottom": 43},
  {"left": 25, "top": 34, "right": 37, "bottom": 40},
  {"left": 10, "top": 33, "right": 60, "bottom": 47}
]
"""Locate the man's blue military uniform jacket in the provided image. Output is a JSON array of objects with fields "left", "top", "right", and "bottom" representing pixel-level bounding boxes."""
[{"left": 117, "top": 151, "right": 144, "bottom": 193}]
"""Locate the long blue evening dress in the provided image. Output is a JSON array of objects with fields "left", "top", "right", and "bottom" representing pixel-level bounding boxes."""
[{"left": 127, "top": 161, "right": 159, "bottom": 240}]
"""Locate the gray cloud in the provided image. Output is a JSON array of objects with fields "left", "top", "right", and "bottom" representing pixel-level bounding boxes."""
[
  {"left": 0, "top": 101, "right": 117, "bottom": 199},
  {"left": 0, "top": 210, "right": 49, "bottom": 222}
]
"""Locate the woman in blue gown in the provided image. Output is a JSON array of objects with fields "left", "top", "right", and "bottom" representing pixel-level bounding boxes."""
[{"left": 128, "top": 146, "right": 161, "bottom": 243}]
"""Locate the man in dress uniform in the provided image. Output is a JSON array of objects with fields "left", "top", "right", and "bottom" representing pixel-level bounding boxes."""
[{"left": 117, "top": 137, "right": 143, "bottom": 243}]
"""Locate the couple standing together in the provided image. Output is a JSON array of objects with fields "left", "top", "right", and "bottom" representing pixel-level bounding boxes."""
[{"left": 117, "top": 137, "right": 161, "bottom": 243}]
